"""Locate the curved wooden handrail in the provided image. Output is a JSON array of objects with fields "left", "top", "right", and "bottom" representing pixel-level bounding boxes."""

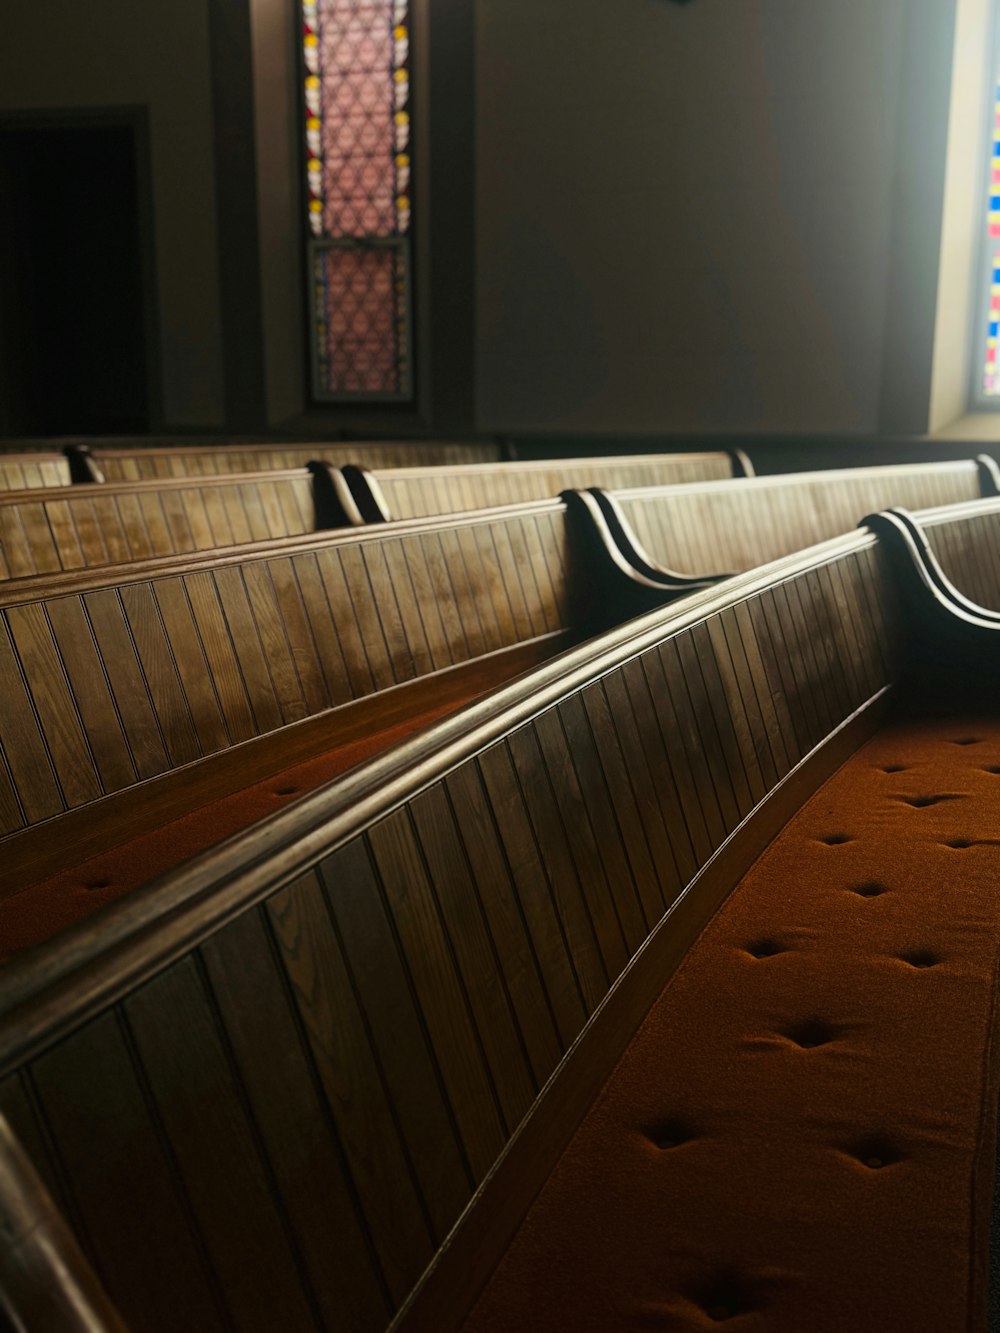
[
  {"left": 0, "top": 1114, "right": 127, "bottom": 1333},
  {"left": 872, "top": 504, "right": 1000, "bottom": 623},
  {"left": 340, "top": 462, "right": 394, "bottom": 523}
]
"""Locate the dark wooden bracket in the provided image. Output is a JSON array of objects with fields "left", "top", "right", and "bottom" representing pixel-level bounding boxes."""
[
  {"left": 340, "top": 463, "right": 393, "bottom": 524},
  {"left": 63, "top": 444, "right": 105, "bottom": 484},
  {"left": 306, "top": 460, "right": 369, "bottom": 529},
  {"left": 729, "top": 447, "right": 755, "bottom": 478},
  {"left": 976, "top": 454, "right": 1000, "bottom": 496}
]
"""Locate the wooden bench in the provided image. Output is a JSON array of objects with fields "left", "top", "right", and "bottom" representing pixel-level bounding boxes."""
[
  {"left": 0, "top": 467, "right": 372, "bottom": 577},
  {"left": 0, "top": 496, "right": 627, "bottom": 909},
  {"left": 0, "top": 462, "right": 993, "bottom": 902},
  {"left": 0, "top": 453, "right": 73, "bottom": 490},
  {"left": 334, "top": 449, "right": 753, "bottom": 522},
  {"left": 2, "top": 496, "right": 995, "bottom": 1331},
  {"left": 67, "top": 438, "right": 503, "bottom": 482},
  {"left": 564, "top": 457, "right": 995, "bottom": 615}
]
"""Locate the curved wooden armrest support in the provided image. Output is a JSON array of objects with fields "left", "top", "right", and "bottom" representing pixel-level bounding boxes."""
[
  {"left": 63, "top": 444, "right": 105, "bottom": 485},
  {"left": 880, "top": 506, "right": 1000, "bottom": 623},
  {"left": 305, "top": 460, "right": 367, "bottom": 528},
  {"left": 863, "top": 507, "right": 1000, "bottom": 689},
  {"left": 976, "top": 454, "right": 1000, "bottom": 496},
  {"left": 582, "top": 487, "right": 734, "bottom": 589},
  {"left": 729, "top": 447, "right": 755, "bottom": 478},
  {"left": 340, "top": 463, "right": 393, "bottom": 524},
  {"left": 0, "top": 1115, "right": 128, "bottom": 1333}
]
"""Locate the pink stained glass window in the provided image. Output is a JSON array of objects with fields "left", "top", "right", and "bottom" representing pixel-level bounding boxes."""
[
  {"left": 313, "top": 246, "right": 409, "bottom": 395},
  {"left": 303, "top": 0, "right": 412, "bottom": 398}
]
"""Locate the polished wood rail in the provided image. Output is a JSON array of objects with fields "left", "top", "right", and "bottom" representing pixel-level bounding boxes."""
[
  {"left": 0, "top": 469, "right": 323, "bottom": 577},
  {"left": 593, "top": 457, "right": 992, "bottom": 582},
  {"left": 68, "top": 439, "right": 502, "bottom": 482},
  {"left": 0, "top": 453, "right": 73, "bottom": 490},
  {"left": 339, "top": 450, "right": 751, "bottom": 522},
  {"left": 0, "top": 515, "right": 925, "bottom": 1333}
]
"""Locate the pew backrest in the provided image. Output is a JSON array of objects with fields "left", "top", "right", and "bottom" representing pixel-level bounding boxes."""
[
  {"left": 0, "top": 454, "right": 72, "bottom": 491},
  {"left": 0, "top": 500, "right": 586, "bottom": 838},
  {"left": 345, "top": 450, "right": 748, "bottom": 522},
  {"left": 0, "top": 470, "right": 321, "bottom": 577},
  {"left": 77, "top": 439, "right": 501, "bottom": 482}
]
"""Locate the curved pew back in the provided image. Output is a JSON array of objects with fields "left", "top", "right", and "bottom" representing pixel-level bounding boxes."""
[
  {"left": 603, "top": 459, "right": 988, "bottom": 580},
  {"left": 0, "top": 453, "right": 72, "bottom": 491},
  {"left": 78, "top": 439, "right": 501, "bottom": 482},
  {"left": 0, "top": 501, "right": 585, "bottom": 841},
  {"left": 0, "top": 470, "right": 320, "bottom": 578},
  {"left": 346, "top": 450, "right": 746, "bottom": 522},
  {"left": 0, "top": 524, "right": 910, "bottom": 1333},
  {"left": 908, "top": 496, "right": 1000, "bottom": 612}
]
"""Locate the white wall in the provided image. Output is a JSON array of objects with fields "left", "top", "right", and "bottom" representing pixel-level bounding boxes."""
[
  {"left": 476, "top": 0, "right": 959, "bottom": 436},
  {"left": 0, "top": 0, "right": 226, "bottom": 427}
]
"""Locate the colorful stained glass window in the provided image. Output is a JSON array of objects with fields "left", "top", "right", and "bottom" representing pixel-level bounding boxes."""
[
  {"left": 980, "top": 84, "right": 1000, "bottom": 397},
  {"left": 302, "top": 0, "right": 412, "bottom": 400}
]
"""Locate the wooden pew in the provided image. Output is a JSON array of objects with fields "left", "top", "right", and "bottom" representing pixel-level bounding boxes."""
[
  {"left": 334, "top": 449, "right": 754, "bottom": 523},
  {"left": 2, "top": 496, "right": 995, "bottom": 1331},
  {"left": 0, "top": 461, "right": 993, "bottom": 903},
  {"left": 576, "top": 453, "right": 997, "bottom": 589},
  {"left": 0, "top": 453, "right": 73, "bottom": 490},
  {"left": 0, "top": 497, "right": 619, "bottom": 910},
  {"left": 0, "top": 468, "right": 345, "bottom": 577},
  {"left": 67, "top": 438, "right": 503, "bottom": 482},
  {"left": 569, "top": 456, "right": 997, "bottom": 610}
]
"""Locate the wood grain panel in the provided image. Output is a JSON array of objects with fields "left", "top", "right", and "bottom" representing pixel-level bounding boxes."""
[
  {"left": 613, "top": 462, "right": 983, "bottom": 579},
  {"left": 91, "top": 440, "right": 501, "bottom": 481},
  {"left": 370, "top": 452, "right": 735, "bottom": 521},
  {"left": 0, "top": 472, "right": 318, "bottom": 575},
  {"left": 0, "top": 455, "right": 71, "bottom": 490}
]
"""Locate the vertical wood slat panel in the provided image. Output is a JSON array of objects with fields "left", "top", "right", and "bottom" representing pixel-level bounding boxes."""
[
  {"left": 92, "top": 441, "right": 499, "bottom": 481},
  {"left": 199, "top": 904, "right": 391, "bottom": 1333},
  {"left": 266, "top": 867, "right": 436, "bottom": 1303},
  {"left": 377, "top": 453, "right": 734, "bottom": 520},
  {"left": 616, "top": 465, "right": 983, "bottom": 577},
  {"left": 29, "top": 1012, "right": 229, "bottom": 1333},
  {"left": 123, "top": 956, "right": 321, "bottom": 1333}
]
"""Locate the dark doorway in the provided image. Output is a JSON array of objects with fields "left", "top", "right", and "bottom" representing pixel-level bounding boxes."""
[{"left": 0, "top": 116, "right": 153, "bottom": 437}]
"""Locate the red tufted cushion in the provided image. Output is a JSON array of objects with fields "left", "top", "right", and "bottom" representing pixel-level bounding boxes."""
[
  {"left": 0, "top": 692, "right": 472, "bottom": 960},
  {"left": 465, "top": 716, "right": 1000, "bottom": 1332}
]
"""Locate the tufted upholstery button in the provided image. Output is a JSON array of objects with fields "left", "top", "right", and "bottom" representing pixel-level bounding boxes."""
[
  {"left": 945, "top": 839, "right": 975, "bottom": 849},
  {"left": 688, "top": 1272, "right": 757, "bottom": 1323},
  {"left": 819, "top": 833, "right": 852, "bottom": 845},
  {"left": 899, "top": 950, "right": 939, "bottom": 969},
  {"left": 648, "top": 1118, "right": 696, "bottom": 1150},
  {"left": 846, "top": 1136, "right": 903, "bottom": 1170},
  {"left": 83, "top": 878, "right": 111, "bottom": 891},
  {"left": 850, "top": 881, "right": 888, "bottom": 898},
  {"left": 896, "top": 794, "right": 957, "bottom": 808},
  {"left": 952, "top": 737, "right": 980, "bottom": 746},
  {"left": 274, "top": 786, "right": 300, "bottom": 797},
  {"left": 983, "top": 766, "right": 1000, "bottom": 775},
  {"left": 785, "top": 1019, "right": 836, "bottom": 1049},
  {"left": 745, "top": 938, "right": 786, "bottom": 959},
  {"left": 879, "top": 763, "right": 908, "bottom": 773}
]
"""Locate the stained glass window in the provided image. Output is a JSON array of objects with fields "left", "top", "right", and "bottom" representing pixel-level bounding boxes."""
[
  {"left": 979, "top": 83, "right": 1000, "bottom": 397},
  {"left": 302, "top": 0, "right": 412, "bottom": 400}
]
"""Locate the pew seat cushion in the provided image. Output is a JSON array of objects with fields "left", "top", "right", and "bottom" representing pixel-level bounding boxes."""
[
  {"left": 0, "top": 691, "right": 476, "bottom": 960},
  {"left": 465, "top": 715, "right": 1000, "bottom": 1332}
]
